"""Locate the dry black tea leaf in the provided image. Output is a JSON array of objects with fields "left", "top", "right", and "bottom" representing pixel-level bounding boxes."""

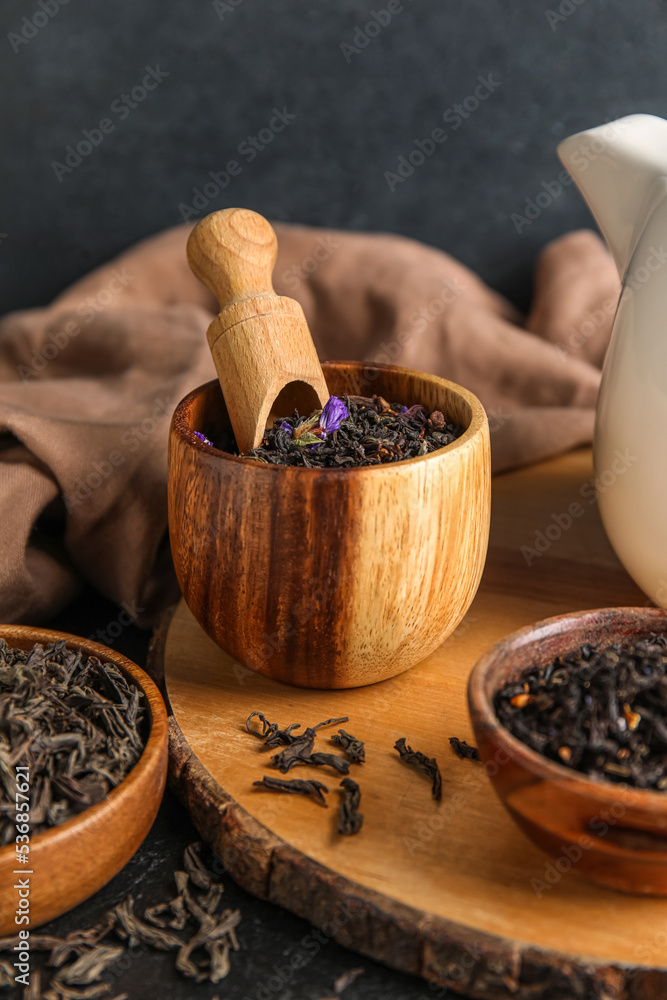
[
  {"left": 334, "top": 966, "right": 365, "bottom": 993},
  {"left": 183, "top": 841, "right": 212, "bottom": 890},
  {"left": 308, "top": 752, "right": 350, "bottom": 774},
  {"left": 270, "top": 729, "right": 317, "bottom": 772},
  {"left": 0, "top": 639, "right": 146, "bottom": 843},
  {"left": 331, "top": 729, "right": 365, "bottom": 763},
  {"left": 394, "top": 737, "right": 442, "bottom": 801},
  {"left": 448, "top": 737, "right": 480, "bottom": 761},
  {"left": 246, "top": 711, "right": 302, "bottom": 747},
  {"left": 494, "top": 634, "right": 667, "bottom": 790},
  {"left": 218, "top": 394, "right": 465, "bottom": 469},
  {"left": 113, "top": 897, "right": 183, "bottom": 951},
  {"left": 173, "top": 870, "right": 241, "bottom": 983},
  {"left": 0, "top": 960, "right": 12, "bottom": 987},
  {"left": 311, "top": 716, "right": 349, "bottom": 732},
  {"left": 338, "top": 778, "right": 363, "bottom": 835},
  {"left": 144, "top": 892, "right": 189, "bottom": 931},
  {"left": 53, "top": 946, "right": 124, "bottom": 986},
  {"left": 253, "top": 775, "right": 329, "bottom": 807}
]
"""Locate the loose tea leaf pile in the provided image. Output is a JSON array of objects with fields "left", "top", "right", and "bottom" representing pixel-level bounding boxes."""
[
  {"left": 0, "top": 842, "right": 239, "bottom": 998},
  {"left": 214, "top": 394, "right": 465, "bottom": 468},
  {"left": 0, "top": 639, "right": 146, "bottom": 843},
  {"left": 494, "top": 634, "right": 667, "bottom": 789}
]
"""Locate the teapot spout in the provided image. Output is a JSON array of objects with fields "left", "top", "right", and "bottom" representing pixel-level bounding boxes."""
[{"left": 558, "top": 114, "right": 667, "bottom": 278}]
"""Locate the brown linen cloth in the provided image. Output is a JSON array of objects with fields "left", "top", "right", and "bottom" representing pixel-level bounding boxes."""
[{"left": 0, "top": 224, "right": 619, "bottom": 626}]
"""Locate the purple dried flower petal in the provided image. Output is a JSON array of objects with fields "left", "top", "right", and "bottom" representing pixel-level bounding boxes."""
[
  {"left": 319, "top": 396, "right": 349, "bottom": 435},
  {"left": 278, "top": 421, "right": 293, "bottom": 435},
  {"left": 404, "top": 404, "right": 426, "bottom": 418},
  {"left": 193, "top": 431, "right": 213, "bottom": 446}
]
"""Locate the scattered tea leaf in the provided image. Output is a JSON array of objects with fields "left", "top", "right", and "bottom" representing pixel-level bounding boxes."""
[
  {"left": 448, "top": 737, "right": 480, "bottom": 761},
  {"left": 54, "top": 946, "right": 124, "bottom": 986},
  {"left": 270, "top": 729, "right": 317, "bottom": 772},
  {"left": 334, "top": 966, "right": 365, "bottom": 993},
  {"left": 331, "top": 729, "right": 365, "bottom": 763},
  {"left": 4, "top": 842, "right": 239, "bottom": 995},
  {"left": 253, "top": 775, "right": 329, "bottom": 807},
  {"left": 308, "top": 752, "right": 350, "bottom": 774},
  {"left": 338, "top": 778, "right": 363, "bottom": 835},
  {"left": 113, "top": 897, "right": 183, "bottom": 951},
  {"left": 184, "top": 841, "right": 212, "bottom": 890},
  {"left": 394, "top": 737, "right": 442, "bottom": 801}
]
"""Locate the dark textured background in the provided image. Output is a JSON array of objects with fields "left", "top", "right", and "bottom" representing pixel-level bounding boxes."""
[
  {"left": 2, "top": 0, "right": 667, "bottom": 317},
  {"left": 3, "top": 2, "right": 667, "bottom": 997}
]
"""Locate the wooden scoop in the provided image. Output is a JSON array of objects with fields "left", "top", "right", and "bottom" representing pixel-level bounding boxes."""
[{"left": 186, "top": 208, "right": 329, "bottom": 454}]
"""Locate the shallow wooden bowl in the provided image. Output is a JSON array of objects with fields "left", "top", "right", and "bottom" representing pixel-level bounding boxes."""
[
  {"left": 168, "top": 360, "right": 490, "bottom": 688},
  {"left": 0, "top": 625, "right": 168, "bottom": 933},
  {"left": 468, "top": 607, "right": 667, "bottom": 895}
]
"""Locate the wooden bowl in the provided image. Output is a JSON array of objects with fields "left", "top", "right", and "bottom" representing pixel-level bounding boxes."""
[
  {"left": 168, "top": 360, "right": 490, "bottom": 688},
  {"left": 468, "top": 607, "right": 667, "bottom": 895},
  {"left": 0, "top": 625, "right": 168, "bottom": 933}
]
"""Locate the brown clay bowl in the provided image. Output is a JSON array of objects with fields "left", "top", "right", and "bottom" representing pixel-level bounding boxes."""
[
  {"left": 0, "top": 625, "right": 168, "bottom": 933},
  {"left": 468, "top": 607, "right": 667, "bottom": 895},
  {"left": 168, "top": 360, "right": 490, "bottom": 688}
]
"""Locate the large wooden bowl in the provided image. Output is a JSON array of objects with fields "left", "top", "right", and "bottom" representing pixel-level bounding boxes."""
[
  {"left": 468, "top": 607, "right": 667, "bottom": 895},
  {"left": 0, "top": 625, "right": 168, "bottom": 933},
  {"left": 168, "top": 360, "right": 490, "bottom": 688}
]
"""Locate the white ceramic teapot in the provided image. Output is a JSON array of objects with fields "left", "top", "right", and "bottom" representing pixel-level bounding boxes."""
[{"left": 558, "top": 114, "right": 667, "bottom": 606}]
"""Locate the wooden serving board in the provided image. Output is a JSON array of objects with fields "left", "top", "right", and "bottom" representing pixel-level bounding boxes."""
[{"left": 150, "top": 449, "right": 667, "bottom": 1000}]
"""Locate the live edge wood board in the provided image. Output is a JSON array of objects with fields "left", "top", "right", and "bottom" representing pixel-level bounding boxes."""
[{"left": 149, "top": 448, "right": 667, "bottom": 1000}]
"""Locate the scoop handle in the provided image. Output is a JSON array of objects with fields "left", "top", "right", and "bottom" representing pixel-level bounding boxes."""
[
  {"left": 187, "top": 209, "right": 329, "bottom": 454},
  {"left": 187, "top": 206, "right": 277, "bottom": 307}
]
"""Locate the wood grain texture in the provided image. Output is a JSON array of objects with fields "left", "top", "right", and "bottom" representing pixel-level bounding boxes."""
[
  {"left": 152, "top": 448, "right": 667, "bottom": 1000},
  {"left": 469, "top": 606, "right": 667, "bottom": 895},
  {"left": 168, "top": 361, "right": 491, "bottom": 688},
  {"left": 186, "top": 208, "right": 329, "bottom": 454},
  {"left": 0, "top": 626, "right": 168, "bottom": 934}
]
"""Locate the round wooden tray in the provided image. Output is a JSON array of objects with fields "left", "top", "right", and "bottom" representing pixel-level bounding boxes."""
[{"left": 149, "top": 450, "right": 667, "bottom": 1000}]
